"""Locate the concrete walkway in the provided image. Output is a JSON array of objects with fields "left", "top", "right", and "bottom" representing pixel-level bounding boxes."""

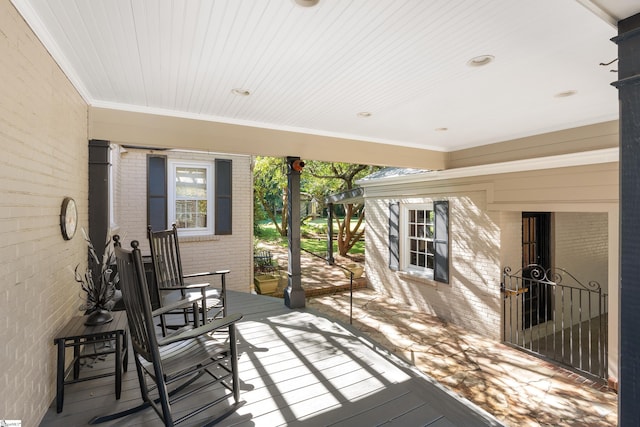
[{"left": 258, "top": 242, "right": 618, "bottom": 426}]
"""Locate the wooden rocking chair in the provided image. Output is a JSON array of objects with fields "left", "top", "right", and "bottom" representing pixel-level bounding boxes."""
[
  {"left": 91, "top": 240, "right": 242, "bottom": 426},
  {"left": 148, "top": 224, "right": 229, "bottom": 335}
]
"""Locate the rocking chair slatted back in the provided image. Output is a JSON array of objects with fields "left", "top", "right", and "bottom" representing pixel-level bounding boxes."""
[
  {"left": 147, "top": 224, "right": 230, "bottom": 336},
  {"left": 106, "top": 240, "right": 243, "bottom": 426},
  {"left": 114, "top": 242, "right": 162, "bottom": 366},
  {"left": 149, "top": 226, "right": 185, "bottom": 292}
]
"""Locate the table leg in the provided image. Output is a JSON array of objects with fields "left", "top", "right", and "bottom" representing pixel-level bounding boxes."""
[
  {"left": 73, "top": 337, "right": 80, "bottom": 379},
  {"left": 123, "top": 330, "right": 129, "bottom": 372},
  {"left": 56, "top": 339, "right": 65, "bottom": 413},
  {"left": 115, "top": 331, "right": 122, "bottom": 399}
]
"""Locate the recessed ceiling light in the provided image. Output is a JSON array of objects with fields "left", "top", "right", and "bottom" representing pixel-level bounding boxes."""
[
  {"left": 231, "top": 88, "right": 250, "bottom": 96},
  {"left": 554, "top": 90, "right": 577, "bottom": 98},
  {"left": 466, "top": 55, "right": 495, "bottom": 67},
  {"left": 357, "top": 112, "right": 372, "bottom": 118},
  {"left": 293, "top": 0, "right": 320, "bottom": 7},
  {"left": 435, "top": 127, "right": 448, "bottom": 132}
]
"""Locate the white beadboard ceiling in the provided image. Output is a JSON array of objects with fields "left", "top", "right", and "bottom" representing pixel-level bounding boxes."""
[{"left": 12, "top": 0, "right": 640, "bottom": 152}]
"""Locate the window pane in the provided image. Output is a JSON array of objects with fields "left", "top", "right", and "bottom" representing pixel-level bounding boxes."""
[
  {"left": 175, "top": 200, "right": 207, "bottom": 229},
  {"left": 197, "top": 200, "right": 207, "bottom": 227},
  {"left": 427, "top": 254, "right": 434, "bottom": 269},
  {"left": 406, "top": 206, "right": 440, "bottom": 272},
  {"left": 176, "top": 167, "right": 207, "bottom": 199}
]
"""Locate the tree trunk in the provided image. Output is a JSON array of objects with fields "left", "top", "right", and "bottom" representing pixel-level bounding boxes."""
[{"left": 334, "top": 203, "right": 364, "bottom": 256}]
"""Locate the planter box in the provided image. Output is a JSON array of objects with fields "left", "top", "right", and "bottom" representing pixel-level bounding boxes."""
[
  {"left": 343, "top": 263, "right": 364, "bottom": 279},
  {"left": 254, "top": 274, "right": 280, "bottom": 295}
]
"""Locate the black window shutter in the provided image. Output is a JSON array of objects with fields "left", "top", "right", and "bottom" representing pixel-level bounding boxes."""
[
  {"left": 215, "top": 159, "right": 232, "bottom": 235},
  {"left": 434, "top": 200, "right": 449, "bottom": 283},
  {"left": 147, "top": 155, "right": 167, "bottom": 231},
  {"left": 389, "top": 201, "right": 400, "bottom": 270}
]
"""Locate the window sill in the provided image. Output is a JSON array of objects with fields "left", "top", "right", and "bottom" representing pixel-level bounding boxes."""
[
  {"left": 397, "top": 270, "right": 438, "bottom": 287},
  {"left": 178, "top": 234, "right": 220, "bottom": 243}
]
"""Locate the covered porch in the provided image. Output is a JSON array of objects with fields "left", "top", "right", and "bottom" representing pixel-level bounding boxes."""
[{"left": 39, "top": 291, "right": 501, "bottom": 426}]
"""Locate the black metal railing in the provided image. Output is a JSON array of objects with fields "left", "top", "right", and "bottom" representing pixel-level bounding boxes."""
[
  {"left": 501, "top": 264, "right": 608, "bottom": 379},
  {"left": 301, "top": 247, "right": 357, "bottom": 324}
]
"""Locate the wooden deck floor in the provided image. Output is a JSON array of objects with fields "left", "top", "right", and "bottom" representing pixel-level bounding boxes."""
[{"left": 40, "top": 291, "right": 502, "bottom": 426}]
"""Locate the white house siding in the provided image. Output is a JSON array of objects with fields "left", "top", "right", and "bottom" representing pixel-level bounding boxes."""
[
  {"left": 0, "top": 2, "right": 88, "bottom": 425},
  {"left": 555, "top": 212, "right": 608, "bottom": 294},
  {"left": 113, "top": 147, "right": 253, "bottom": 293},
  {"left": 361, "top": 159, "right": 619, "bottom": 382},
  {"left": 552, "top": 212, "right": 609, "bottom": 327},
  {"left": 365, "top": 190, "right": 503, "bottom": 340}
]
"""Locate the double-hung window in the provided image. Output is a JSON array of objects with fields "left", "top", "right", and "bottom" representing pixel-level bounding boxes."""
[
  {"left": 389, "top": 200, "right": 449, "bottom": 283},
  {"left": 406, "top": 205, "right": 435, "bottom": 272},
  {"left": 147, "top": 155, "right": 232, "bottom": 236},
  {"left": 169, "top": 162, "right": 212, "bottom": 235}
]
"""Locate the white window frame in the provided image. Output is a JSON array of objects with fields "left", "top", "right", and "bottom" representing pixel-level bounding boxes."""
[
  {"left": 167, "top": 160, "right": 214, "bottom": 237},
  {"left": 401, "top": 202, "right": 435, "bottom": 279}
]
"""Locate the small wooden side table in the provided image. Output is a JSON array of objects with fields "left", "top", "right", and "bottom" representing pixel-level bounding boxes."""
[{"left": 53, "top": 311, "right": 128, "bottom": 413}]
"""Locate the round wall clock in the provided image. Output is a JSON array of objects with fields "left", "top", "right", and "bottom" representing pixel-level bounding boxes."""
[{"left": 60, "top": 197, "right": 78, "bottom": 240}]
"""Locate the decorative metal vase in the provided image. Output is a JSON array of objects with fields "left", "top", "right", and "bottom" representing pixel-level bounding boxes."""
[{"left": 84, "top": 308, "right": 113, "bottom": 326}]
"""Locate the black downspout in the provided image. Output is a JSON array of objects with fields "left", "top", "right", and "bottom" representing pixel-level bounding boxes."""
[
  {"left": 612, "top": 12, "right": 640, "bottom": 426},
  {"left": 88, "top": 140, "right": 111, "bottom": 262}
]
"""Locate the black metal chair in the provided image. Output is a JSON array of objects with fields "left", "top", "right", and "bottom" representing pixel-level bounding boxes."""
[
  {"left": 91, "top": 240, "right": 242, "bottom": 427},
  {"left": 148, "top": 224, "right": 229, "bottom": 335},
  {"left": 253, "top": 250, "right": 277, "bottom": 273}
]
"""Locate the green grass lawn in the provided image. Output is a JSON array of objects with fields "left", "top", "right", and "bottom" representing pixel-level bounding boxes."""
[{"left": 255, "top": 217, "right": 364, "bottom": 255}]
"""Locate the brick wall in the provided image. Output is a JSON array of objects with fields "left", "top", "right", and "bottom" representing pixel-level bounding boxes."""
[
  {"left": 113, "top": 147, "right": 252, "bottom": 292},
  {"left": 0, "top": 2, "right": 88, "bottom": 425},
  {"left": 365, "top": 191, "right": 503, "bottom": 340},
  {"left": 555, "top": 212, "right": 608, "bottom": 292},
  {"left": 500, "top": 211, "right": 522, "bottom": 275}
]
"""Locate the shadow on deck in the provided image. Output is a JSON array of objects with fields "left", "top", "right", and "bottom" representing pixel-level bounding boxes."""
[{"left": 40, "top": 291, "right": 501, "bottom": 427}]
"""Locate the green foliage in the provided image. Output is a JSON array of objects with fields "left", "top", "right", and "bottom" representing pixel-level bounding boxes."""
[
  {"left": 255, "top": 217, "right": 364, "bottom": 255},
  {"left": 253, "top": 157, "right": 289, "bottom": 236},
  {"left": 254, "top": 219, "right": 286, "bottom": 243},
  {"left": 253, "top": 157, "right": 381, "bottom": 255}
]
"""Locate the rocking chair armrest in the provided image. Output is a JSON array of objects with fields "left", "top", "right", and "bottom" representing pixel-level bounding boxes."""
[
  {"left": 183, "top": 269, "right": 230, "bottom": 279},
  {"left": 157, "top": 283, "right": 209, "bottom": 291},
  {"left": 151, "top": 294, "right": 202, "bottom": 317},
  {"left": 157, "top": 312, "right": 244, "bottom": 346}
]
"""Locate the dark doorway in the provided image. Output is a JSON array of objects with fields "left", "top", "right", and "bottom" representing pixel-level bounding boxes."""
[{"left": 522, "top": 212, "right": 552, "bottom": 328}]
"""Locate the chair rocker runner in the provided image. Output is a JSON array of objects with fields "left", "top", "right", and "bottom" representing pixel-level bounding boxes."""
[
  {"left": 91, "top": 240, "right": 243, "bottom": 426},
  {"left": 148, "top": 224, "right": 229, "bottom": 335}
]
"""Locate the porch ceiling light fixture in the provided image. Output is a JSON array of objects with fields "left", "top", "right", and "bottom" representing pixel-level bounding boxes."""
[
  {"left": 293, "top": 0, "right": 320, "bottom": 7},
  {"left": 231, "top": 88, "right": 251, "bottom": 96},
  {"left": 357, "top": 111, "right": 372, "bottom": 118},
  {"left": 554, "top": 90, "right": 577, "bottom": 98},
  {"left": 466, "top": 55, "right": 495, "bottom": 67}
]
